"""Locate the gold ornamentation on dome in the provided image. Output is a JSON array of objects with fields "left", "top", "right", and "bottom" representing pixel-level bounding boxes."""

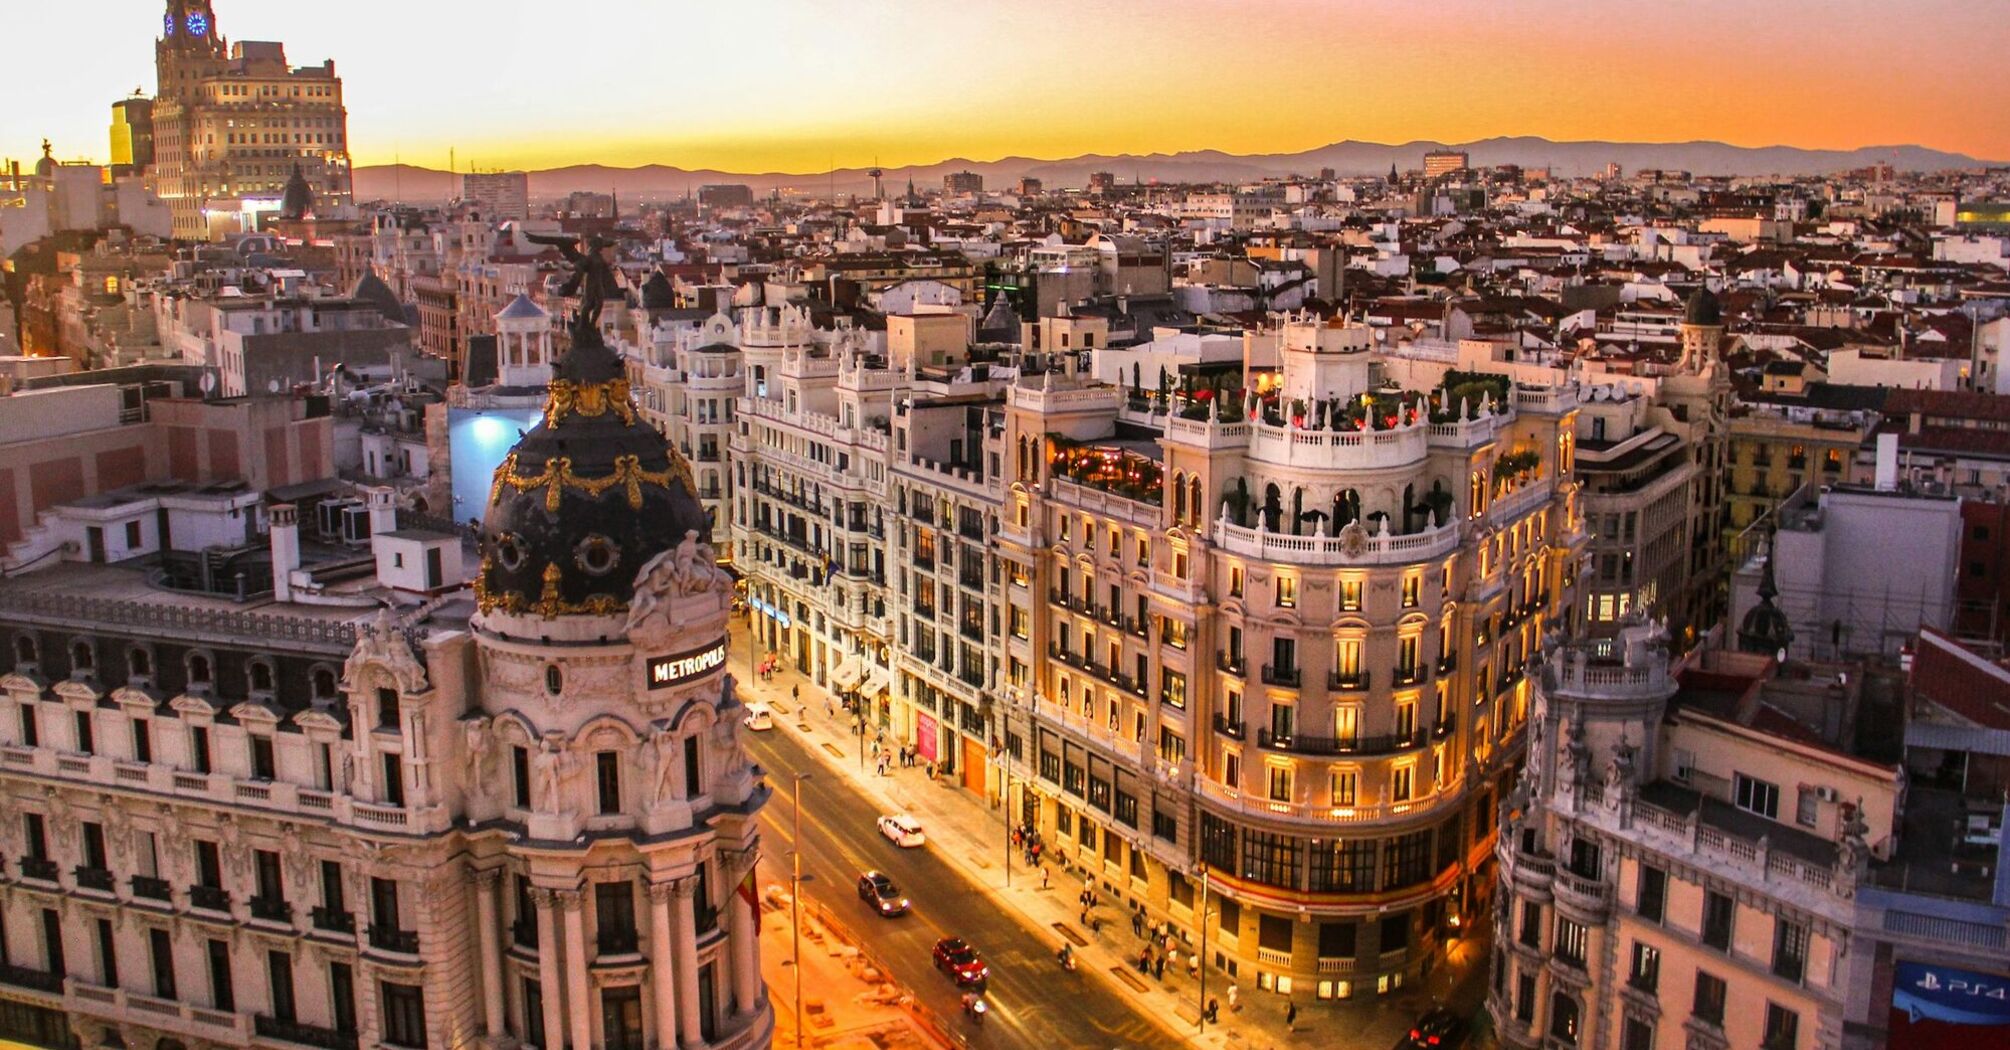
[
  {"left": 490, "top": 452, "right": 678, "bottom": 512},
  {"left": 474, "top": 554, "right": 625, "bottom": 619},
  {"left": 544, "top": 377, "right": 637, "bottom": 429}
]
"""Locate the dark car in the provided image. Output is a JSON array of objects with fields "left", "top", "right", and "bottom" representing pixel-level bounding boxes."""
[
  {"left": 1396, "top": 1007, "right": 1466, "bottom": 1050},
  {"left": 856, "top": 870, "right": 910, "bottom": 917},
  {"left": 932, "top": 936, "right": 988, "bottom": 986}
]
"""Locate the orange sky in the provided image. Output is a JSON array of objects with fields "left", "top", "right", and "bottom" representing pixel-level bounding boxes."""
[{"left": 8, "top": 0, "right": 2008, "bottom": 172}]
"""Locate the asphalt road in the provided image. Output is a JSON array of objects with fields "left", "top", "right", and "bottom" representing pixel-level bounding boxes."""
[{"left": 748, "top": 728, "right": 1172, "bottom": 1050}]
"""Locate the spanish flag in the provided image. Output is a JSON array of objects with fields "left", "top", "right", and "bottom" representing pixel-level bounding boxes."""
[{"left": 738, "top": 863, "right": 761, "bottom": 923}]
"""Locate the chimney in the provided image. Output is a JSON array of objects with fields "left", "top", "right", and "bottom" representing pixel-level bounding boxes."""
[
  {"left": 270, "top": 503, "right": 300, "bottom": 602},
  {"left": 365, "top": 487, "right": 398, "bottom": 538},
  {"left": 1874, "top": 432, "right": 1900, "bottom": 491}
]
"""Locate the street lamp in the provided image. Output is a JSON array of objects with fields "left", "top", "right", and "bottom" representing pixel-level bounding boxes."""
[
  {"left": 790, "top": 771, "right": 812, "bottom": 1049},
  {"left": 1196, "top": 864, "right": 1212, "bottom": 1033}
]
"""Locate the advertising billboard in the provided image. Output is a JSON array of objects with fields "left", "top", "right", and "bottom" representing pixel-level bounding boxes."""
[{"left": 1889, "top": 961, "right": 2010, "bottom": 1050}]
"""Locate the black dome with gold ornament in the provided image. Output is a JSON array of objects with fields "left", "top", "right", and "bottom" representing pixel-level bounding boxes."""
[{"left": 475, "top": 275, "right": 705, "bottom": 620}]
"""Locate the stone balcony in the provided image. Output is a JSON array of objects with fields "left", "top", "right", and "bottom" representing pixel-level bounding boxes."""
[
  {"left": 1211, "top": 514, "right": 1461, "bottom": 568},
  {"left": 0, "top": 744, "right": 447, "bottom": 836}
]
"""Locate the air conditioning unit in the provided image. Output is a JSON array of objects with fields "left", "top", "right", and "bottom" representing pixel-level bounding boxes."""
[{"left": 1816, "top": 786, "right": 1839, "bottom": 803}]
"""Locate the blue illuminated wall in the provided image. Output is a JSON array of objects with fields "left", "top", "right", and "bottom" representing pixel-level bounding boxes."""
[{"left": 447, "top": 407, "right": 542, "bottom": 529}]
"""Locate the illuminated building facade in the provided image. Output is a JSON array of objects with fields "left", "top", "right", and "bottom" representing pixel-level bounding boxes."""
[{"left": 152, "top": 0, "right": 352, "bottom": 240}]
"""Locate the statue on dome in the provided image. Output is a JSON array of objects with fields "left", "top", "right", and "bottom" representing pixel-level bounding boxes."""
[{"left": 524, "top": 231, "right": 623, "bottom": 342}]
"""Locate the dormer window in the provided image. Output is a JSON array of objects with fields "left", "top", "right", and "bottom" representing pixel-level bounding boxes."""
[
  {"left": 187, "top": 653, "right": 213, "bottom": 688},
  {"left": 249, "top": 660, "right": 275, "bottom": 694},
  {"left": 14, "top": 636, "right": 36, "bottom": 666},
  {"left": 311, "top": 668, "right": 337, "bottom": 702},
  {"left": 128, "top": 648, "right": 152, "bottom": 680},
  {"left": 71, "top": 640, "right": 95, "bottom": 673},
  {"left": 377, "top": 688, "right": 400, "bottom": 730}
]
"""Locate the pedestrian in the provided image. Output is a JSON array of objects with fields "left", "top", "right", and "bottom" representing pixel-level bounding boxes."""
[
  {"left": 1137, "top": 949, "right": 1150, "bottom": 973},
  {"left": 1080, "top": 908, "right": 1089, "bottom": 925},
  {"left": 1227, "top": 985, "right": 1239, "bottom": 1012},
  {"left": 791, "top": 684, "right": 800, "bottom": 703},
  {"left": 1188, "top": 954, "right": 1199, "bottom": 978},
  {"left": 1040, "top": 866, "right": 1049, "bottom": 889},
  {"left": 1205, "top": 998, "right": 1218, "bottom": 1024},
  {"left": 1154, "top": 955, "right": 1165, "bottom": 980},
  {"left": 1286, "top": 1002, "right": 1298, "bottom": 1032},
  {"left": 1131, "top": 912, "right": 1144, "bottom": 938},
  {"left": 824, "top": 699, "right": 834, "bottom": 719}
]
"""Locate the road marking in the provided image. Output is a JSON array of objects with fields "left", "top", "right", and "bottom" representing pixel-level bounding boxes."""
[{"left": 820, "top": 742, "right": 846, "bottom": 759}]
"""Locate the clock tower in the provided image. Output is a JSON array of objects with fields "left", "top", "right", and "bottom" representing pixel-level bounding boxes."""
[{"left": 156, "top": 0, "right": 225, "bottom": 99}]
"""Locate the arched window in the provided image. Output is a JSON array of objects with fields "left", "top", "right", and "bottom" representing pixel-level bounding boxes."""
[
  {"left": 187, "top": 653, "right": 213, "bottom": 686},
  {"left": 545, "top": 665, "right": 564, "bottom": 696},
  {"left": 311, "top": 667, "right": 337, "bottom": 701},
  {"left": 249, "top": 661, "right": 274, "bottom": 693},
  {"left": 1188, "top": 477, "right": 1204, "bottom": 527},
  {"left": 14, "top": 635, "right": 36, "bottom": 665},
  {"left": 1548, "top": 992, "right": 1581, "bottom": 1044},
  {"left": 71, "top": 640, "right": 95, "bottom": 671},
  {"left": 129, "top": 648, "right": 151, "bottom": 679},
  {"left": 1171, "top": 473, "right": 1187, "bottom": 524}
]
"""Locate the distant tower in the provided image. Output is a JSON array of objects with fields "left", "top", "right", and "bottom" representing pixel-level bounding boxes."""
[
  {"left": 868, "top": 162, "right": 884, "bottom": 201},
  {"left": 1737, "top": 524, "right": 1795, "bottom": 657},
  {"left": 1676, "top": 283, "right": 1725, "bottom": 373}
]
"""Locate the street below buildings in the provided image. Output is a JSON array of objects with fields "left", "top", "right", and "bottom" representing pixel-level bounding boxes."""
[{"left": 749, "top": 724, "right": 1173, "bottom": 1049}]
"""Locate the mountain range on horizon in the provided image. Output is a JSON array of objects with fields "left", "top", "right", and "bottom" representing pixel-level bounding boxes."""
[{"left": 351, "top": 135, "right": 2003, "bottom": 204}]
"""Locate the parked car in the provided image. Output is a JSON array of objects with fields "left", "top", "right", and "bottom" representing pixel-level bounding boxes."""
[
  {"left": 932, "top": 937, "right": 988, "bottom": 986},
  {"left": 877, "top": 813, "right": 925, "bottom": 847},
  {"left": 741, "top": 702, "right": 774, "bottom": 731},
  {"left": 856, "top": 871, "right": 910, "bottom": 917},
  {"left": 1395, "top": 1007, "right": 1467, "bottom": 1050}
]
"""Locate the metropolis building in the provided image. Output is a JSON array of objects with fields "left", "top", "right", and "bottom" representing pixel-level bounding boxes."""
[{"left": 0, "top": 295, "right": 772, "bottom": 1049}]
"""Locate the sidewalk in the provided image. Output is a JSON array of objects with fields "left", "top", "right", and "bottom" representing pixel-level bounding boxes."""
[
  {"left": 733, "top": 619, "right": 1494, "bottom": 1050},
  {"left": 759, "top": 880, "right": 952, "bottom": 1049}
]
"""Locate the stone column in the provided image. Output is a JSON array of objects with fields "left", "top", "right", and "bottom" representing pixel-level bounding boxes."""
[
  {"left": 559, "top": 889, "right": 594, "bottom": 1050},
  {"left": 471, "top": 869, "right": 507, "bottom": 1039},
  {"left": 671, "top": 878, "right": 704, "bottom": 1048},
  {"left": 530, "top": 888, "right": 566, "bottom": 1050},
  {"left": 726, "top": 865, "right": 761, "bottom": 1016},
  {"left": 646, "top": 883, "right": 679, "bottom": 1046}
]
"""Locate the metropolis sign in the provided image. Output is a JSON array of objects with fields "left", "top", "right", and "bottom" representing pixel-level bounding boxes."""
[{"left": 646, "top": 641, "right": 728, "bottom": 691}]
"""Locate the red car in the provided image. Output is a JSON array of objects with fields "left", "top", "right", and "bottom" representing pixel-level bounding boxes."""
[{"left": 932, "top": 937, "right": 989, "bottom": 986}]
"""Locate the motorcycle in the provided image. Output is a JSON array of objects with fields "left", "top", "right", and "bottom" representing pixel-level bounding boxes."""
[
  {"left": 961, "top": 993, "right": 988, "bottom": 1024},
  {"left": 1056, "top": 946, "right": 1077, "bottom": 972}
]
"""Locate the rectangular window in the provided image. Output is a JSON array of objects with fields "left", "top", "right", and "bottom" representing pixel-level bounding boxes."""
[
  {"left": 1734, "top": 773, "right": 1779, "bottom": 819},
  {"left": 1701, "top": 891, "right": 1735, "bottom": 952},
  {"left": 1160, "top": 670, "right": 1187, "bottom": 709},
  {"left": 1380, "top": 830, "right": 1430, "bottom": 889},
  {"left": 1340, "top": 578, "right": 1362, "bottom": 611},
  {"left": 95, "top": 918, "right": 118, "bottom": 988},
  {"left": 1275, "top": 575, "right": 1297, "bottom": 608},
  {"left": 1402, "top": 572, "right": 1420, "bottom": 608},
  {"left": 207, "top": 938, "right": 234, "bottom": 1012},
  {"left": 1330, "top": 770, "right": 1357, "bottom": 806},
  {"left": 195, "top": 840, "right": 222, "bottom": 887},
  {"left": 250, "top": 735, "right": 276, "bottom": 780},
  {"left": 132, "top": 718, "right": 152, "bottom": 763},
  {"left": 1772, "top": 919, "right": 1807, "bottom": 983},
  {"left": 267, "top": 950, "right": 297, "bottom": 1022},
  {"left": 1763, "top": 1003, "right": 1799, "bottom": 1049},
  {"left": 330, "top": 962, "right": 356, "bottom": 1034},
  {"left": 1636, "top": 864, "right": 1666, "bottom": 923},
  {"left": 1795, "top": 787, "right": 1818, "bottom": 827},
  {"left": 684, "top": 736, "right": 702, "bottom": 798},
  {"left": 1622, "top": 1017, "right": 1653, "bottom": 1050},
  {"left": 1554, "top": 917, "right": 1587, "bottom": 965},
  {"left": 512, "top": 747, "right": 532, "bottom": 807},
  {"left": 377, "top": 688, "right": 400, "bottom": 730},
  {"left": 1519, "top": 900, "right": 1541, "bottom": 948},
  {"left": 521, "top": 977, "right": 544, "bottom": 1043},
  {"left": 595, "top": 881, "right": 638, "bottom": 953},
  {"left": 1629, "top": 941, "right": 1660, "bottom": 993},
  {"left": 149, "top": 927, "right": 176, "bottom": 999},
  {"left": 381, "top": 753, "right": 405, "bottom": 806},
  {"left": 1693, "top": 971, "right": 1727, "bottom": 1025},
  {"left": 371, "top": 877, "right": 401, "bottom": 930},
  {"left": 1152, "top": 809, "right": 1177, "bottom": 841},
  {"left": 1391, "top": 764, "right": 1414, "bottom": 802},
  {"left": 381, "top": 981, "right": 427, "bottom": 1048},
  {"left": 1228, "top": 565, "right": 1243, "bottom": 598},
  {"left": 75, "top": 710, "right": 94, "bottom": 754},
  {"left": 595, "top": 752, "right": 621, "bottom": 814},
  {"left": 185, "top": 725, "right": 208, "bottom": 771}
]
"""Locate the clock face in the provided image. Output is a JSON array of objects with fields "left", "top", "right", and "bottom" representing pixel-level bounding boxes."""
[
  {"left": 163, "top": 12, "right": 174, "bottom": 34},
  {"left": 186, "top": 11, "right": 208, "bottom": 35}
]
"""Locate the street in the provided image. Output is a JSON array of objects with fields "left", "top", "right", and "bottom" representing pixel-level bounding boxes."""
[{"left": 748, "top": 726, "right": 1174, "bottom": 1050}]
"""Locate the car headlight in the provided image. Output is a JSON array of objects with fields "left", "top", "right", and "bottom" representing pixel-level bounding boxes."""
[{"left": 899, "top": 899, "right": 910, "bottom": 908}]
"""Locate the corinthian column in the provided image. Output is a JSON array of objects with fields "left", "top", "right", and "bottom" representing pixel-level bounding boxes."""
[
  {"left": 726, "top": 864, "right": 761, "bottom": 1016},
  {"left": 647, "top": 882, "right": 679, "bottom": 1046},
  {"left": 530, "top": 888, "right": 565, "bottom": 1050},
  {"left": 558, "top": 888, "right": 593, "bottom": 1050},
  {"left": 671, "top": 878, "right": 703, "bottom": 1048},
  {"left": 470, "top": 868, "right": 506, "bottom": 1039}
]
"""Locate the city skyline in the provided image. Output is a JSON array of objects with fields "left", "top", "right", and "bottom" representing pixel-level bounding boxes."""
[{"left": 7, "top": 0, "right": 2009, "bottom": 175}]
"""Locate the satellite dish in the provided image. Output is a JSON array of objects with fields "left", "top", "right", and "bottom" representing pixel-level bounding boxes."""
[
  {"left": 268, "top": 380, "right": 282, "bottom": 393},
  {"left": 198, "top": 373, "right": 216, "bottom": 394}
]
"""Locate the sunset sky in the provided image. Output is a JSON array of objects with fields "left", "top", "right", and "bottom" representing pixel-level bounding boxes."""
[{"left": 7, "top": 0, "right": 2007, "bottom": 173}]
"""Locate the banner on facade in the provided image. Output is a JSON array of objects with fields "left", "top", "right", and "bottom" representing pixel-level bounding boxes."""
[
  {"left": 917, "top": 713, "right": 938, "bottom": 762},
  {"left": 1889, "top": 961, "right": 2010, "bottom": 1050}
]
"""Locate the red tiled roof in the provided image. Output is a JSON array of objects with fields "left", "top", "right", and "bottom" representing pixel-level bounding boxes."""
[{"left": 1911, "top": 626, "right": 2010, "bottom": 729}]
